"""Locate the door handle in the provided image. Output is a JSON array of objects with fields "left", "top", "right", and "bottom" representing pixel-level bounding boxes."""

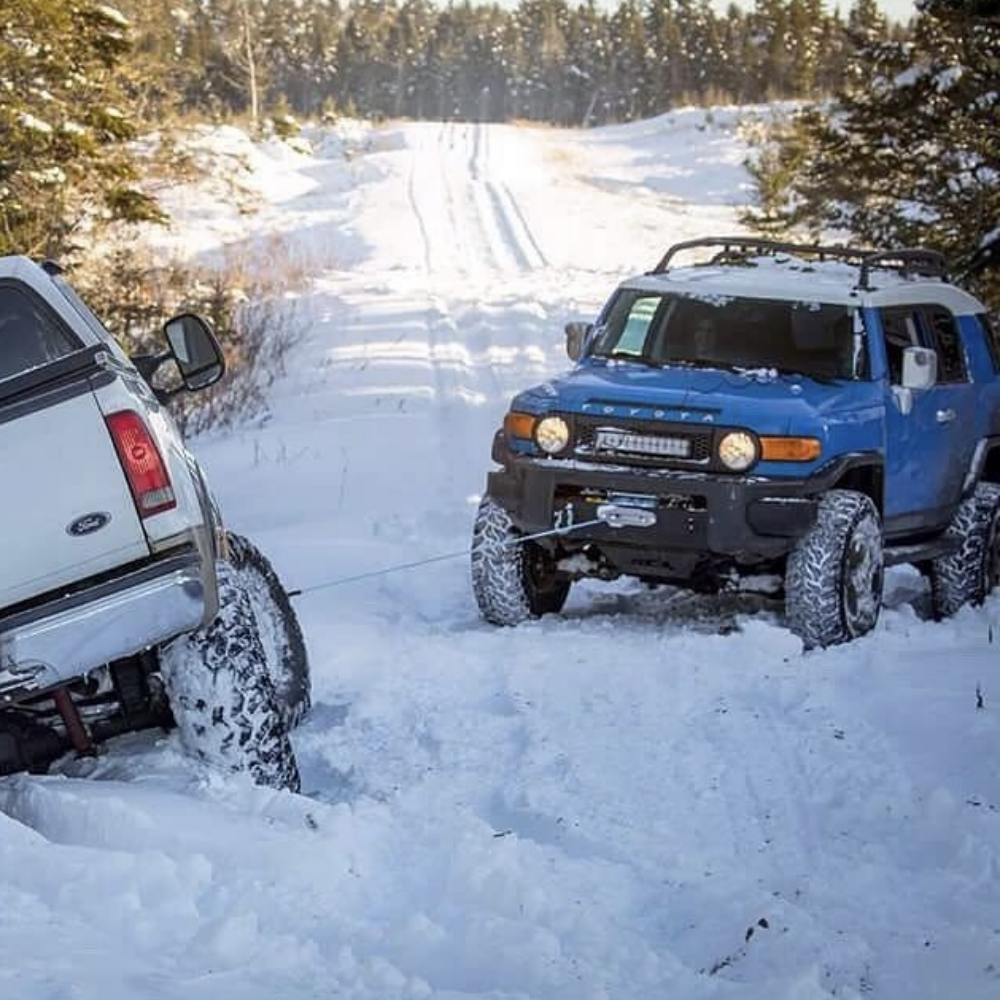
[{"left": 936, "top": 408, "right": 956, "bottom": 423}]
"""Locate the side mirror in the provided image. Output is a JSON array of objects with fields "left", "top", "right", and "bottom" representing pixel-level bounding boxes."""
[
  {"left": 565, "top": 321, "right": 593, "bottom": 361},
  {"left": 901, "top": 346, "right": 937, "bottom": 390},
  {"left": 164, "top": 313, "right": 225, "bottom": 392}
]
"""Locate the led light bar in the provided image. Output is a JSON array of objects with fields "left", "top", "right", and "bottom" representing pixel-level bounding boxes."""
[{"left": 595, "top": 429, "right": 691, "bottom": 458}]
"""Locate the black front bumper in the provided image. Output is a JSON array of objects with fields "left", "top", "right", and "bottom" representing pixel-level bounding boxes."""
[{"left": 487, "top": 454, "right": 866, "bottom": 567}]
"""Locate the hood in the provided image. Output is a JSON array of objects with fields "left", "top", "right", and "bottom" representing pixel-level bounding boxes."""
[{"left": 514, "top": 358, "right": 870, "bottom": 436}]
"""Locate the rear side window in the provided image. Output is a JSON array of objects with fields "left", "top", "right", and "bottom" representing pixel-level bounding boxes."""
[
  {"left": 878, "top": 304, "right": 968, "bottom": 384},
  {"left": 0, "top": 285, "right": 77, "bottom": 382},
  {"left": 979, "top": 313, "right": 1000, "bottom": 372},
  {"left": 923, "top": 307, "right": 967, "bottom": 383}
]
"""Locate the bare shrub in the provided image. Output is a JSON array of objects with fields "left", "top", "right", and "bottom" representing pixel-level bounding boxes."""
[{"left": 73, "top": 236, "right": 307, "bottom": 434}]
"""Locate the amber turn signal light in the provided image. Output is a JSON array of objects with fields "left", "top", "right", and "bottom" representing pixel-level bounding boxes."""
[
  {"left": 759, "top": 436, "right": 822, "bottom": 462},
  {"left": 504, "top": 411, "right": 537, "bottom": 440}
]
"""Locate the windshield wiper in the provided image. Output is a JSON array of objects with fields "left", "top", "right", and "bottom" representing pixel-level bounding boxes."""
[{"left": 594, "top": 350, "right": 665, "bottom": 368}]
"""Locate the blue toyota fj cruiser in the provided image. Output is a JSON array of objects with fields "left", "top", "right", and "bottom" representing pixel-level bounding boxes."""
[{"left": 471, "top": 237, "right": 1000, "bottom": 647}]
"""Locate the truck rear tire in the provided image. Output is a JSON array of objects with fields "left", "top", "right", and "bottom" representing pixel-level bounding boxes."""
[
  {"left": 226, "top": 532, "right": 311, "bottom": 729},
  {"left": 785, "top": 489, "right": 883, "bottom": 649},
  {"left": 930, "top": 483, "right": 1000, "bottom": 618},
  {"left": 159, "top": 563, "right": 301, "bottom": 791},
  {"left": 471, "top": 497, "right": 570, "bottom": 625}
]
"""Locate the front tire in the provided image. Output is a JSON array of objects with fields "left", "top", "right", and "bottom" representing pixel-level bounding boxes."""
[
  {"left": 226, "top": 532, "right": 311, "bottom": 729},
  {"left": 159, "top": 563, "right": 301, "bottom": 791},
  {"left": 786, "top": 490, "right": 884, "bottom": 649},
  {"left": 471, "top": 498, "right": 570, "bottom": 626},
  {"left": 930, "top": 483, "right": 1000, "bottom": 618}
]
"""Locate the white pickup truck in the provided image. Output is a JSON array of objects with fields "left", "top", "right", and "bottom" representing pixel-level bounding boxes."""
[{"left": 0, "top": 255, "right": 308, "bottom": 790}]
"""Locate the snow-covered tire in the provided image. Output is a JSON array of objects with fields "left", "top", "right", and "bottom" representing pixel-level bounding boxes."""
[
  {"left": 471, "top": 497, "right": 570, "bottom": 626},
  {"left": 227, "top": 532, "right": 311, "bottom": 729},
  {"left": 159, "top": 563, "right": 301, "bottom": 791},
  {"left": 930, "top": 483, "right": 1000, "bottom": 619},
  {"left": 786, "top": 489, "right": 884, "bottom": 649}
]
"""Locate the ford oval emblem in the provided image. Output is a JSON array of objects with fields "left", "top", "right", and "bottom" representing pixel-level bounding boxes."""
[{"left": 67, "top": 512, "right": 112, "bottom": 537}]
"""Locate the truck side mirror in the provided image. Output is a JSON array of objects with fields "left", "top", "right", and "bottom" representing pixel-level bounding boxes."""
[
  {"left": 565, "top": 321, "right": 593, "bottom": 361},
  {"left": 164, "top": 313, "right": 225, "bottom": 392},
  {"left": 901, "top": 346, "right": 937, "bottom": 390}
]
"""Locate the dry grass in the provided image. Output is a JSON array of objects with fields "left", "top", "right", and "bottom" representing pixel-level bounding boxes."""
[{"left": 74, "top": 235, "right": 308, "bottom": 434}]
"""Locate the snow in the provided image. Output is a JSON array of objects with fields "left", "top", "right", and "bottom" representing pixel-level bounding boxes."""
[
  {"left": 18, "top": 111, "right": 53, "bottom": 134},
  {"left": 2, "top": 108, "right": 999, "bottom": 999}
]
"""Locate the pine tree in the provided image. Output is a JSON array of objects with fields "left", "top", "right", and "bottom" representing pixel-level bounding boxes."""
[
  {"left": 0, "top": 1, "right": 162, "bottom": 260},
  {"left": 745, "top": 4, "right": 999, "bottom": 308}
]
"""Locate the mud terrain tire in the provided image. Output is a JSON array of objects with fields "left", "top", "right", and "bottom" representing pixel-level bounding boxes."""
[
  {"left": 471, "top": 497, "right": 570, "bottom": 625},
  {"left": 930, "top": 483, "right": 1000, "bottom": 619},
  {"left": 159, "top": 563, "right": 301, "bottom": 791},
  {"left": 227, "top": 532, "right": 311, "bottom": 729},
  {"left": 786, "top": 489, "right": 883, "bottom": 649}
]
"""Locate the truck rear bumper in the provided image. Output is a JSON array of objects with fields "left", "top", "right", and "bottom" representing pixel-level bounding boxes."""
[{"left": 0, "top": 553, "right": 208, "bottom": 702}]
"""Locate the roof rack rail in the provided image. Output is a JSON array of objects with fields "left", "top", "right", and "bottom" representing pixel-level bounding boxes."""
[
  {"left": 856, "top": 249, "right": 949, "bottom": 290},
  {"left": 651, "top": 237, "right": 950, "bottom": 290}
]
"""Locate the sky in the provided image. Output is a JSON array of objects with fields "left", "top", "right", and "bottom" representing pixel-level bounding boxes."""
[{"left": 874, "top": 0, "right": 919, "bottom": 20}]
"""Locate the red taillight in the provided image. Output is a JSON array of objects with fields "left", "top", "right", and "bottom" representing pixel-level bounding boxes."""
[{"left": 105, "top": 410, "right": 176, "bottom": 518}]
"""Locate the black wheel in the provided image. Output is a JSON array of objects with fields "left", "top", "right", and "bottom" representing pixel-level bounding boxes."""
[
  {"left": 786, "top": 490, "right": 884, "bottom": 649},
  {"left": 159, "top": 563, "right": 301, "bottom": 791},
  {"left": 471, "top": 497, "right": 570, "bottom": 626},
  {"left": 227, "top": 532, "right": 311, "bottom": 729},
  {"left": 930, "top": 483, "right": 1000, "bottom": 618}
]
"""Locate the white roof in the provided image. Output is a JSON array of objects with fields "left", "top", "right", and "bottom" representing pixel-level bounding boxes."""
[{"left": 624, "top": 255, "right": 985, "bottom": 315}]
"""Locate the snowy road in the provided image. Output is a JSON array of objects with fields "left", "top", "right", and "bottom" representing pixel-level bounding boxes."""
[{"left": 2, "top": 112, "right": 998, "bottom": 1000}]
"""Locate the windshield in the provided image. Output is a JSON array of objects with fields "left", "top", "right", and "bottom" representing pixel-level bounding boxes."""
[{"left": 591, "top": 290, "right": 861, "bottom": 381}]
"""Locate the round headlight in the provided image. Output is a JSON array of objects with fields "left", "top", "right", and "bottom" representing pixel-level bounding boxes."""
[
  {"left": 718, "top": 431, "right": 757, "bottom": 471},
  {"left": 535, "top": 415, "right": 570, "bottom": 454}
]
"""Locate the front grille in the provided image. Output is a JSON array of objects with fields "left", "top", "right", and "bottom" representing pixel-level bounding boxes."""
[{"left": 573, "top": 415, "right": 713, "bottom": 467}]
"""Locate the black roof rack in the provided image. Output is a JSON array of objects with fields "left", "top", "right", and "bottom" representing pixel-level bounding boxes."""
[
  {"left": 857, "top": 249, "right": 950, "bottom": 290},
  {"left": 651, "top": 237, "right": 950, "bottom": 290}
]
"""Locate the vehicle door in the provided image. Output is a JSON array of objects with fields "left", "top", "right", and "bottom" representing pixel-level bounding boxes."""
[{"left": 881, "top": 303, "right": 978, "bottom": 529}]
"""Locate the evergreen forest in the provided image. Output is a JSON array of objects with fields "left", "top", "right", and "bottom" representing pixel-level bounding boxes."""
[{"left": 0, "top": 0, "right": 996, "bottom": 306}]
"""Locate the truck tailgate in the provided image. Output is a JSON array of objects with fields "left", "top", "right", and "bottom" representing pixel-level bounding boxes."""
[{"left": 1, "top": 385, "right": 151, "bottom": 611}]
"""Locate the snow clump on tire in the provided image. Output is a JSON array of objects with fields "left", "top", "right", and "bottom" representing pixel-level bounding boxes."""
[{"left": 159, "top": 562, "right": 301, "bottom": 791}]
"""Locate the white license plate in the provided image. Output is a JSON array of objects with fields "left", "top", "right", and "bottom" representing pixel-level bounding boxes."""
[{"left": 596, "top": 429, "right": 691, "bottom": 458}]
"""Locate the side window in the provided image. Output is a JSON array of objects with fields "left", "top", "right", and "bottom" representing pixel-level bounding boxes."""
[
  {"left": 921, "top": 307, "right": 967, "bottom": 383},
  {"left": 879, "top": 307, "right": 921, "bottom": 384},
  {"left": 0, "top": 286, "right": 78, "bottom": 382},
  {"left": 978, "top": 312, "right": 1000, "bottom": 372}
]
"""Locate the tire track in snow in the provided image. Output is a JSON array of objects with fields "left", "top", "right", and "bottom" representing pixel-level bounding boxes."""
[
  {"left": 495, "top": 180, "right": 550, "bottom": 268},
  {"left": 439, "top": 122, "right": 482, "bottom": 278},
  {"left": 482, "top": 183, "right": 535, "bottom": 270},
  {"left": 407, "top": 146, "right": 435, "bottom": 275},
  {"left": 452, "top": 123, "right": 509, "bottom": 275},
  {"left": 478, "top": 124, "right": 549, "bottom": 270},
  {"left": 461, "top": 123, "right": 541, "bottom": 275},
  {"left": 470, "top": 123, "right": 529, "bottom": 273},
  {"left": 407, "top": 122, "right": 549, "bottom": 280}
]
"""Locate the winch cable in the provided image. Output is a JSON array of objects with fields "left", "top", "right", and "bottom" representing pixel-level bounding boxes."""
[{"left": 285, "top": 516, "right": 607, "bottom": 598}]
